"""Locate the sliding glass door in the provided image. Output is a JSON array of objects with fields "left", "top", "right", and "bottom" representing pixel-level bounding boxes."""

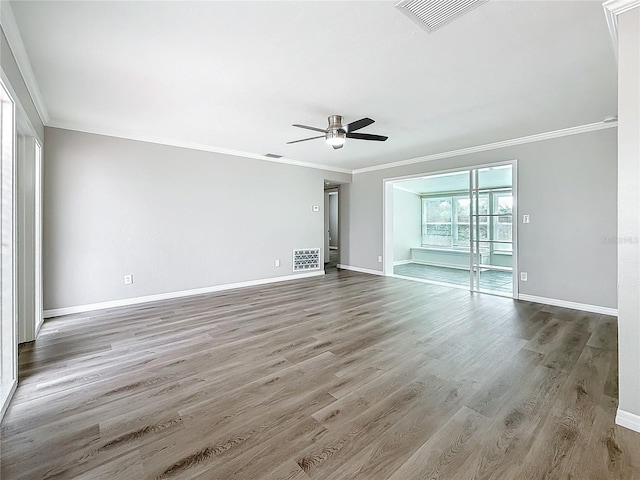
[
  {"left": 470, "top": 166, "right": 515, "bottom": 296},
  {"left": 391, "top": 162, "right": 516, "bottom": 298}
]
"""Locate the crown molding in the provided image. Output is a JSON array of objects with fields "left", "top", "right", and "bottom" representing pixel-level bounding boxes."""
[
  {"left": 352, "top": 121, "right": 618, "bottom": 175},
  {"left": 47, "top": 122, "right": 352, "bottom": 174},
  {"left": 603, "top": 0, "right": 640, "bottom": 61},
  {"left": 0, "top": 1, "right": 50, "bottom": 124}
]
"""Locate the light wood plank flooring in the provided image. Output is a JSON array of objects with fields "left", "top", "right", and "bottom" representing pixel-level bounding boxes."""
[{"left": 1, "top": 270, "right": 639, "bottom": 479}]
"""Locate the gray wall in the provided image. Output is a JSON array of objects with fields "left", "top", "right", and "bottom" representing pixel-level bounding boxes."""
[
  {"left": 43, "top": 127, "right": 350, "bottom": 310},
  {"left": 392, "top": 188, "right": 421, "bottom": 262},
  {"left": 617, "top": 8, "right": 640, "bottom": 421},
  {"left": 342, "top": 128, "right": 618, "bottom": 309}
]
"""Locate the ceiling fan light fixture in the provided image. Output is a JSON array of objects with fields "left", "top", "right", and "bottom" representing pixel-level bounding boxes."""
[{"left": 325, "top": 129, "right": 346, "bottom": 147}]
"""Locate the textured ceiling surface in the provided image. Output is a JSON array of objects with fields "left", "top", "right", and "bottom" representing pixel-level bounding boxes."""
[{"left": 9, "top": 0, "right": 617, "bottom": 171}]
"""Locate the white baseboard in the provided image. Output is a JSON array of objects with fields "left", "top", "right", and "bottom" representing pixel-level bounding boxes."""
[
  {"left": 393, "top": 260, "right": 413, "bottom": 266},
  {"left": 337, "top": 264, "right": 384, "bottom": 276},
  {"left": 44, "top": 271, "right": 325, "bottom": 318},
  {"left": 0, "top": 379, "right": 17, "bottom": 422},
  {"left": 518, "top": 294, "right": 617, "bottom": 316},
  {"left": 616, "top": 409, "right": 640, "bottom": 433}
]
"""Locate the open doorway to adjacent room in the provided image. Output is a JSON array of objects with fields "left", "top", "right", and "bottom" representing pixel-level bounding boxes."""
[
  {"left": 324, "top": 183, "right": 339, "bottom": 270},
  {"left": 384, "top": 162, "right": 518, "bottom": 298}
]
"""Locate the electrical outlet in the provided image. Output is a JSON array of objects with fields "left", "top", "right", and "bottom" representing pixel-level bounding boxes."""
[
  {"left": 520, "top": 272, "right": 528, "bottom": 282},
  {"left": 378, "top": 255, "right": 383, "bottom": 263},
  {"left": 523, "top": 214, "right": 530, "bottom": 224},
  {"left": 275, "top": 259, "right": 280, "bottom": 267},
  {"left": 312, "top": 205, "right": 319, "bottom": 212},
  {"left": 124, "top": 274, "right": 134, "bottom": 285}
]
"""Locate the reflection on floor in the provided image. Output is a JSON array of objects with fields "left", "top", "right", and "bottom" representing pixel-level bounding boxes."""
[{"left": 394, "top": 262, "right": 512, "bottom": 294}]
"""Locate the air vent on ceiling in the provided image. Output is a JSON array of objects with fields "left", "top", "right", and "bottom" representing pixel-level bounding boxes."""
[
  {"left": 395, "top": 0, "right": 488, "bottom": 34},
  {"left": 264, "top": 153, "right": 283, "bottom": 159},
  {"left": 293, "top": 248, "right": 321, "bottom": 272}
]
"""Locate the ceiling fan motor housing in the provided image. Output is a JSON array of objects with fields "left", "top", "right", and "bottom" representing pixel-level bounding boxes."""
[
  {"left": 326, "top": 115, "right": 346, "bottom": 147},
  {"left": 327, "top": 115, "right": 344, "bottom": 131}
]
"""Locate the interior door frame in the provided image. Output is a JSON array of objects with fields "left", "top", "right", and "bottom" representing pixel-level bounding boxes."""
[{"left": 383, "top": 159, "right": 519, "bottom": 299}]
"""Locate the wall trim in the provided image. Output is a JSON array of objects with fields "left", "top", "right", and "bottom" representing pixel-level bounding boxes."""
[
  {"left": 0, "top": 2, "right": 50, "bottom": 124},
  {"left": 43, "top": 271, "right": 325, "bottom": 318},
  {"left": 616, "top": 408, "right": 640, "bottom": 433},
  {"left": 337, "top": 264, "right": 384, "bottom": 276},
  {"left": 352, "top": 121, "right": 617, "bottom": 175},
  {"left": 47, "top": 124, "right": 352, "bottom": 175},
  {"left": 393, "top": 260, "right": 413, "bottom": 266},
  {"left": 518, "top": 294, "right": 617, "bottom": 317},
  {"left": 603, "top": 0, "right": 640, "bottom": 61},
  {"left": 0, "top": 379, "right": 17, "bottom": 422}
]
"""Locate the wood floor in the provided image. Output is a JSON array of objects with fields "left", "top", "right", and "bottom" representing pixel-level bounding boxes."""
[{"left": 1, "top": 270, "right": 639, "bottom": 479}]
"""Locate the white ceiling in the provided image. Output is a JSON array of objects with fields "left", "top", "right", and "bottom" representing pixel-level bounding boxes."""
[{"left": 8, "top": 1, "right": 617, "bottom": 172}]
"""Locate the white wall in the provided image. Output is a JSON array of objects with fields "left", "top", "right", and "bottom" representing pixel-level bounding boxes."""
[
  {"left": 392, "top": 187, "right": 421, "bottom": 262},
  {"left": 342, "top": 128, "right": 618, "bottom": 309},
  {"left": 43, "top": 127, "right": 350, "bottom": 311},
  {"left": 616, "top": 6, "right": 640, "bottom": 429}
]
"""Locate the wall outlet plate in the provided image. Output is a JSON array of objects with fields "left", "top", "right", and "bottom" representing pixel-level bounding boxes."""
[
  {"left": 124, "top": 274, "right": 133, "bottom": 285},
  {"left": 520, "top": 272, "right": 528, "bottom": 281}
]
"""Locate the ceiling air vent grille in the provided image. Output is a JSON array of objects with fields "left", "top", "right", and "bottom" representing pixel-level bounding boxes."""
[
  {"left": 395, "top": 0, "right": 488, "bottom": 34},
  {"left": 293, "top": 248, "right": 321, "bottom": 272}
]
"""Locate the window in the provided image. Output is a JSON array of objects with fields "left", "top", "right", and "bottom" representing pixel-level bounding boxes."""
[
  {"left": 422, "top": 190, "right": 512, "bottom": 251},
  {"left": 422, "top": 193, "right": 488, "bottom": 248}
]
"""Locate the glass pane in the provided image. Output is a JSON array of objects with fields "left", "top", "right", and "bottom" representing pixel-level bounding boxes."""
[
  {"left": 472, "top": 194, "right": 489, "bottom": 215},
  {"left": 479, "top": 268, "right": 513, "bottom": 295},
  {"left": 496, "top": 195, "right": 513, "bottom": 214},
  {"left": 423, "top": 197, "right": 451, "bottom": 223},
  {"left": 477, "top": 165, "right": 512, "bottom": 190},
  {"left": 495, "top": 223, "right": 512, "bottom": 242},
  {"left": 456, "top": 224, "right": 469, "bottom": 246},
  {"left": 424, "top": 224, "right": 452, "bottom": 247},
  {"left": 455, "top": 197, "right": 470, "bottom": 223}
]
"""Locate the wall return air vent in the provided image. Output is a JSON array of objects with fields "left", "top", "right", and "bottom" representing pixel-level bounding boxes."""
[
  {"left": 395, "top": 0, "right": 488, "bottom": 34},
  {"left": 293, "top": 248, "right": 321, "bottom": 272}
]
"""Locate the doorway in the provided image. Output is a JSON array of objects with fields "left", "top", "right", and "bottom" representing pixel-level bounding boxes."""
[
  {"left": 384, "top": 162, "right": 517, "bottom": 298},
  {"left": 324, "top": 186, "right": 339, "bottom": 270},
  {"left": 1, "top": 78, "right": 17, "bottom": 418}
]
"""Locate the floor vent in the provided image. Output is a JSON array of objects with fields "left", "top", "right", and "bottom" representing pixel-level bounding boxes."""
[
  {"left": 395, "top": 0, "right": 488, "bottom": 34},
  {"left": 293, "top": 248, "right": 321, "bottom": 272}
]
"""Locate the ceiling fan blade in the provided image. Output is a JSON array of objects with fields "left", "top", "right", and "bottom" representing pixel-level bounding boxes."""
[
  {"left": 292, "top": 124, "right": 326, "bottom": 133},
  {"left": 286, "top": 135, "right": 325, "bottom": 144},
  {"left": 346, "top": 117, "right": 375, "bottom": 132},
  {"left": 346, "top": 132, "right": 388, "bottom": 141}
]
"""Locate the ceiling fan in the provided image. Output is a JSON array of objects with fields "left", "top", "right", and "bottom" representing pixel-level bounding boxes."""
[{"left": 287, "top": 115, "right": 388, "bottom": 150}]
